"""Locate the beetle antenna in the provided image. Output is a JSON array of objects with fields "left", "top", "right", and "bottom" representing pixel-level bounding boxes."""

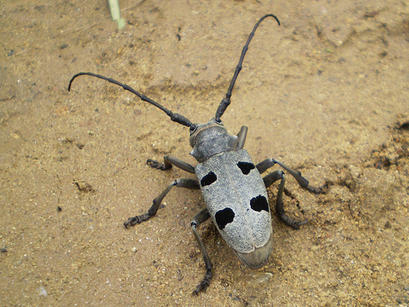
[
  {"left": 68, "top": 72, "right": 196, "bottom": 129},
  {"left": 215, "top": 14, "right": 280, "bottom": 122}
]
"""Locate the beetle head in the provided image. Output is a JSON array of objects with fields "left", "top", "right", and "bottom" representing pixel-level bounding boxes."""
[{"left": 189, "top": 119, "right": 237, "bottom": 162}]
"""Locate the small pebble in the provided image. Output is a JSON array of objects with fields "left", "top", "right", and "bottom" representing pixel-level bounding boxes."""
[
  {"left": 251, "top": 272, "right": 273, "bottom": 284},
  {"left": 38, "top": 286, "right": 47, "bottom": 297}
]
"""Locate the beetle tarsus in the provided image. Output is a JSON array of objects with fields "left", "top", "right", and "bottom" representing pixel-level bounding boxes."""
[
  {"left": 278, "top": 215, "right": 308, "bottom": 230},
  {"left": 147, "top": 159, "right": 172, "bottom": 170},
  {"left": 147, "top": 156, "right": 196, "bottom": 174},
  {"left": 193, "top": 268, "right": 212, "bottom": 295},
  {"left": 304, "top": 180, "right": 331, "bottom": 194},
  {"left": 124, "top": 214, "right": 150, "bottom": 228}
]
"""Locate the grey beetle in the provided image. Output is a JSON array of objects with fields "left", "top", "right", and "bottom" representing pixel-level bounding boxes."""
[{"left": 68, "top": 14, "right": 326, "bottom": 294}]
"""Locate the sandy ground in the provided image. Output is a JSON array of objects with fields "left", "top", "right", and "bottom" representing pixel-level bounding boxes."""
[{"left": 1, "top": 0, "right": 408, "bottom": 306}]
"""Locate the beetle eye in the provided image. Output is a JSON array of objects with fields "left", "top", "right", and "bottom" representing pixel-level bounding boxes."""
[{"left": 189, "top": 124, "right": 197, "bottom": 134}]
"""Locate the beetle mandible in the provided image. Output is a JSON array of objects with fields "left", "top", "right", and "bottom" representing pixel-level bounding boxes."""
[{"left": 68, "top": 14, "right": 326, "bottom": 294}]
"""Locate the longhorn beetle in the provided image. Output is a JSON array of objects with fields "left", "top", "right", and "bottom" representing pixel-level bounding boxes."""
[{"left": 68, "top": 14, "right": 326, "bottom": 294}]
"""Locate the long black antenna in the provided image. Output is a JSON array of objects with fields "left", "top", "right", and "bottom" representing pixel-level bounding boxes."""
[
  {"left": 68, "top": 72, "right": 196, "bottom": 129},
  {"left": 215, "top": 14, "right": 280, "bottom": 122}
]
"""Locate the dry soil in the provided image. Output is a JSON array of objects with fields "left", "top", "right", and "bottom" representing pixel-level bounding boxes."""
[{"left": 1, "top": 1, "right": 408, "bottom": 306}]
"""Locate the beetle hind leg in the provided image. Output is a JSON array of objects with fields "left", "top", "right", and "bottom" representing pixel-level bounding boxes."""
[
  {"left": 147, "top": 155, "right": 195, "bottom": 174},
  {"left": 124, "top": 178, "right": 199, "bottom": 228},
  {"left": 191, "top": 209, "right": 212, "bottom": 295},
  {"left": 263, "top": 170, "right": 307, "bottom": 229}
]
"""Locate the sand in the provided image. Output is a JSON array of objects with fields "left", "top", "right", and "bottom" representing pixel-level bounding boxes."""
[{"left": 1, "top": 1, "right": 408, "bottom": 305}]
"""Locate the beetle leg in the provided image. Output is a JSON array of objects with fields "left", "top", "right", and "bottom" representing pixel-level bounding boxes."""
[
  {"left": 147, "top": 155, "right": 195, "bottom": 174},
  {"left": 263, "top": 171, "right": 307, "bottom": 229},
  {"left": 191, "top": 209, "right": 212, "bottom": 295},
  {"left": 235, "top": 126, "right": 248, "bottom": 149},
  {"left": 124, "top": 178, "right": 200, "bottom": 228},
  {"left": 262, "top": 169, "right": 283, "bottom": 186},
  {"left": 257, "top": 158, "right": 327, "bottom": 194}
]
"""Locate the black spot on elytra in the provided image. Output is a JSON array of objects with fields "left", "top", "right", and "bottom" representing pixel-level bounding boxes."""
[
  {"left": 250, "top": 195, "right": 269, "bottom": 212},
  {"left": 215, "top": 208, "right": 235, "bottom": 230},
  {"left": 200, "top": 171, "right": 217, "bottom": 186},
  {"left": 237, "top": 161, "right": 255, "bottom": 175}
]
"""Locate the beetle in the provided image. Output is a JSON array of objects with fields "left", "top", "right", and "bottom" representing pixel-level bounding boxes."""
[{"left": 68, "top": 14, "right": 326, "bottom": 294}]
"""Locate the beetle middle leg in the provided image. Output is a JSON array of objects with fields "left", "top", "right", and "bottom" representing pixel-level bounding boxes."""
[
  {"left": 257, "top": 158, "right": 327, "bottom": 193},
  {"left": 124, "top": 178, "right": 199, "bottom": 228},
  {"left": 191, "top": 208, "right": 212, "bottom": 295},
  {"left": 147, "top": 155, "right": 195, "bottom": 173},
  {"left": 263, "top": 170, "right": 307, "bottom": 229}
]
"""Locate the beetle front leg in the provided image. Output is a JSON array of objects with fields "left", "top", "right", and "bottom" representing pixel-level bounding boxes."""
[
  {"left": 124, "top": 178, "right": 200, "bottom": 228},
  {"left": 191, "top": 209, "right": 212, "bottom": 295},
  {"left": 147, "top": 155, "right": 195, "bottom": 174},
  {"left": 263, "top": 171, "right": 307, "bottom": 229},
  {"left": 257, "top": 158, "right": 327, "bottom": 194}
]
